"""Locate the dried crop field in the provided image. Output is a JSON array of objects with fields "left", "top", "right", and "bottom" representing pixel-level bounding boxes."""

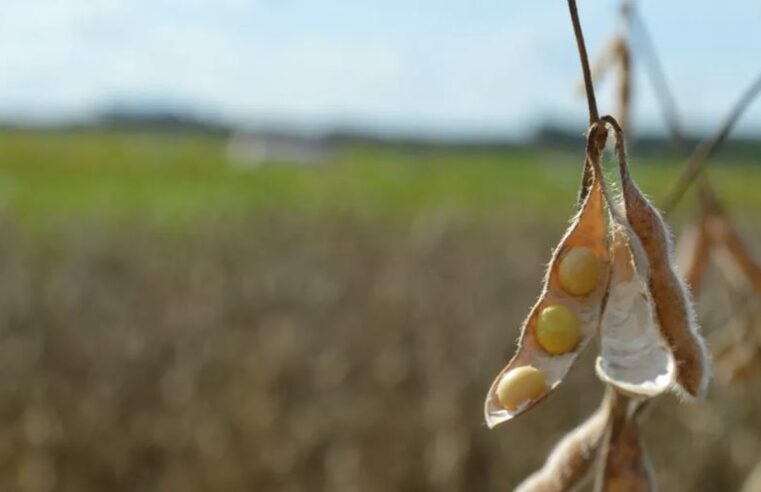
[{"left": 0, "top": 133, "right": 759, "bottom": 491}]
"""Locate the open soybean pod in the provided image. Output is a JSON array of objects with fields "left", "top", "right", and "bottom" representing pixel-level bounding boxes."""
[
  {"left": 484, "top": 156, "right": 610, "bottom": 428},
  {"left": 596, "top": 222, "right": 676, "bottom": 397},
  {"left": 602, "top": 115, "right": 710, "bottom": 398},
  {"left": 515, "top": 391, "right": 614, "bottom": 492}
]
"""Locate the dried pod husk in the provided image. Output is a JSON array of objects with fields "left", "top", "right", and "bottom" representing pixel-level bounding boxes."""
[
  {"left": 484, "top": 171, "right": 610, "bottom": 427},
  {"left": 515, "top": 392, "right": 614, "bottom": 492},
  {"left": 597, "top": 416, "right": 657, "bottom": 492},
  {"left": 604, "top": 116, "right": 710, "bottom": 398},
  {"left": 675, "top": 218, "right": 712, "bottom": 294},
  {"left": 596, "top": 223, "right": 676, "bottom": 397}
]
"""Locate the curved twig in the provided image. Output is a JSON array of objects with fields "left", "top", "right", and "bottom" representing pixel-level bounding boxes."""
[{"left": 660, "top": 73, "right": 761, "bottom": 215}]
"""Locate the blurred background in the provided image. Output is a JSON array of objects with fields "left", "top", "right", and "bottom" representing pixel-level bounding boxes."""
[{"left": 0, "top": 1, "right": 759, "bottom": 491}]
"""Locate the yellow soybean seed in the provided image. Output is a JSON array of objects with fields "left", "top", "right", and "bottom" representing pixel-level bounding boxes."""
[
  {"left": 536, "top": 305, "right": 581, "bottom": 355},
  {"left": 496, "top": 366, "right": 546, "bottom": 411},
  {"left": 558, "top": 246, "right": 601, "bottom": 296}
]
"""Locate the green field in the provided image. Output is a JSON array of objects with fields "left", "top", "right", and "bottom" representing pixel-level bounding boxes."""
[{"left": 1, "top": 130, "right": 759, "bottom": 228}]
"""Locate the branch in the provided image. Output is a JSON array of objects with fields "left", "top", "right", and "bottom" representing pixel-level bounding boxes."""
[
  {"left": 660, "top": 72, "right": 761, "bottom": 215},
  {"left": 568, "top": 0, "right": 599, "bottom": 125},
  {"left": 567, "top": 0, "right": 602, "bottom": 205}
]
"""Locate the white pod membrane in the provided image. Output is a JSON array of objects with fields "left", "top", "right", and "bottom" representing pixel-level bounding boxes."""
[{"left": 596, "top": 224, "right": 676, "bottom": 397}]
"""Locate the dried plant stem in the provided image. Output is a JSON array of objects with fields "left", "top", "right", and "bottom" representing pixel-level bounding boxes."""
[
  {"left": 628, "top": 6, "right": 719, "bottom": 220},
  {"left": 515, "top": 391, "right": 615, "bottom": 492},
  {"left": 616, "top": 39, "right": 632, "bottom": 139},
  {"left": 587, "top": 35, "right": 632, "bottom": 137},
  {"left": 567, "top": 0, "right": 603, "bottom": 205},
  {"left": 593, "top": 389, "right": 655, "bottom": 492},
  {"left": 660, "top": 72, "right": 761, "bottom": 215},
  {"left": 568, "top": 0, "right": 599, "bottom": 126},
  {"left": 630, "top": 6, "right": 739, "bottom": 217},
  {"left": 586, "top": 39, "right": 619, "bottom": 90}
]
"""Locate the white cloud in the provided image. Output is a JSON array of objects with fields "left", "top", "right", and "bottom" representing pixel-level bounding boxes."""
[{"left": 0, "top": 0, "right": 758, "bottom": 136}]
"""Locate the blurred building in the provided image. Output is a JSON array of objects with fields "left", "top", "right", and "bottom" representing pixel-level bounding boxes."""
[{"left": 228, "top": 133, "right": 333, "bottom": 167}]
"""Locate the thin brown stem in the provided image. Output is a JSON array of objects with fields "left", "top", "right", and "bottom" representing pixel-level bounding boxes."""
[
  {"left": 567, "top": 0, "right": 602, "bottom": 205},
  {"left": 592, "top": 388, "right": 626, "bottom": 492},
  {"left": 661, "top": 72, "right": 761, "bottom": 215},
  {"left": 616, "top": 39, "right": 632, "bottom": 139},
  {"left": 568, "top": 0, "right": 599, "bottom": 125}
]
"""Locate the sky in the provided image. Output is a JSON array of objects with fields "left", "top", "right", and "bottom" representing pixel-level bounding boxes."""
[{"left": 0, "top": 0, "right": 759, "bottom": 138}]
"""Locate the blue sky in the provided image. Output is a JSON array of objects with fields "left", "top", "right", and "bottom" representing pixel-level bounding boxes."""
[{"left": 0, "top": 0, "right": 759, "bottom": 138}]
